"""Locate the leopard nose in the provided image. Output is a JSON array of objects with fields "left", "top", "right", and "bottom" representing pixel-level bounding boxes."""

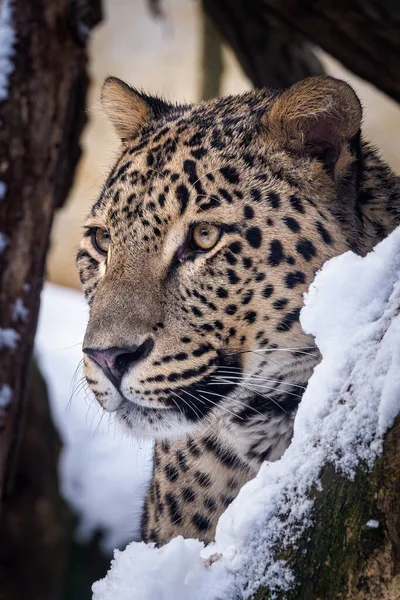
[{"left": 83, "top": 338, "right": 154, "bottom": 389}]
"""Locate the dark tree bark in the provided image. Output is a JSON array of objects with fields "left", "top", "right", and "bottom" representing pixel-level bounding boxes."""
[
  {"left": 0, "top": 0, "right": 101, "bottom": 502},
  {"left": 0, "top": 363, "right": 74, "bottom": 600},
  {"left": 202, "top": 0, "right": 324, "bottom": 89},
  {"left": 204, "top": 0, "right": 400, "bottom": 101},
  {"left": 254, "top": 417, "right": 400, "bottom": 600},
  {"left": 261, "top": 0, "right": 400, "bottom": 103}
]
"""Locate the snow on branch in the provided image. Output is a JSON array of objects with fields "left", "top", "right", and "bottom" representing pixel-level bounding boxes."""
[
  {"left": 92, "top": 227, "right": 400, "bottom": 600},
  {"left": 0, "top": 0, "right": 15, "bottom": 103}
]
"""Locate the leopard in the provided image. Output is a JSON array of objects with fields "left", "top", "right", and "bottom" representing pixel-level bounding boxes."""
[{"left": 77, "top": 75, "right": 400, "bottom": 547}]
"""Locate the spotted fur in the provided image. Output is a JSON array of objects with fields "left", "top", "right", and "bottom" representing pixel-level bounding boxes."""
[{"left": 77, "top": 76, "right": 400, "bottom": 545}]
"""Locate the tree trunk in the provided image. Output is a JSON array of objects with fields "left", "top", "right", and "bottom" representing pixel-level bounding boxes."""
[
  {"left": 0, "top": 0, "right": 101, "bottom": 502},
  {"left": 253, "top": 417, "right": 400, "bottom": 599},
  {"left": 202, "top": 0, "right": 324, "bottom": 89},
  {"left": 205, "top": 0, "right": 400, "bottom": 102},
  {"left": 0, "top": 362, "right": 74, "bottom": 600}
]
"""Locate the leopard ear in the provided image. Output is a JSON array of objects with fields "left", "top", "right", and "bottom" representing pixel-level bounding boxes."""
[
  {"left": 101, "top": 77, "right": 172, "bottom": 140},
  {"left": 265, "top": 76, "right": 362, "bottom": 175}
]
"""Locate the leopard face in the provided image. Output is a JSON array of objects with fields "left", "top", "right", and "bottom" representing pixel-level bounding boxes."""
[{"left": 77, "top": 76, "right": 363, "bottom": 440}]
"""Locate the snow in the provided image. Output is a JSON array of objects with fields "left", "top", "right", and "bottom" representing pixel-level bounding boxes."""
[
  {"left": 0, "top": 0, "right": 15, "bottom": 102},
  {"left": 93, "top": 226, "right": 400, "bottom": 600},
  {"left": 0, "top": 232, "right": 8, "bottom": 253},
  {"left": 0, "top": 180, "right": 6, "bottom": 200},
  {"left": 0, "top": 383, "right": 12, "bottom": 408},
  {"left": 36, "top": 284, "right": 154, "bottom": 552},
  {"left": 12, "top": 297, "right": 28, "bottom": 322},
  {"left": 0, "top": 327, "right": 19, "bottom": 349},
  {"left": 366, "top": 519, "right": 380, "bottom": 529}
]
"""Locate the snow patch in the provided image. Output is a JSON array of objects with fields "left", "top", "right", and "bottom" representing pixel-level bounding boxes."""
[
  {"left": 0, "top": 327, "right": 19, "bottom": 349},
  {"left": 0, "top": 384, "right": 12, "bottom": 408},
  {"left": 0, "top": 232, "right": 8, "bottom": 253},
  {"left": 366, "top": 519, "right": 380, "bottom": 529},
  {"left": 93, "top": 226, "right": 400, "bottom": 599},
  {"left": 12, "top": 297, "right": 28, "bottom": 322},
  {"left": 36, "top": 284, "right": 154, "bottom": 552},
  {"left": 0, "top": 180, "right": 7, "bottom": 200},
  {"left": 0, "top": 0, "right": 15, "bottom": 102}
]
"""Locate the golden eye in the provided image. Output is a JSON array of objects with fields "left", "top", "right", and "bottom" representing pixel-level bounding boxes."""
[
  {"left": 191, "top": 223, "right": 221, "bottom": 251},
  {"left": 92, "top": 228, "right": 110, "bottom": 255}
]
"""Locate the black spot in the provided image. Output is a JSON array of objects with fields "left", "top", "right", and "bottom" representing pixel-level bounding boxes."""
[
  {"left": 181, "top": 337, "right": 191, "bottom": 344},
  {"left": 220, "top": 166, "right": 239, "bottom": 184},
  {"left": 241, "top": 290, "right": 253, "bottom": 305},
  {"left": 243, "top": 257, "right": 252, "bottom": 269},
  {"left": 273, "top": 298, "right": 288, "bottom": 310},
  {"left": 204, "top": 497, "right": 217, "bottom": 512},
  {"left": 296, "top": 239, "right": 316, "bottom": 261},
  {"left": 251, "top": 188, "right": 261, "bottom": 203},
  {"left": 218, "top": 188, "right": 233, "bottom": 203},
  {"left": 289, "top": 194, "right": 305, "bottom": 213},
  {"left": 188, "top": 132, "right": 204, "bottom": 146},
  {"left": 176, "top": 184, "right": 189, "bottom": 215},
  {"left": 268, "top": 191, "right": 280, "bottom": 209},
  {"left": 276, "top": 308, "right": 301, "bottom": 332},
  {"left": 165, "top": 492, "right": 182, "bottom": 524},
  {"left": 192, "top": 513, "right": 212, "bottom": 532},
  {"left": 191, "top": 306, "right": 203, "bottom": 317},
  {"left": 192, "top": 343, "right": 213, "bottom": 357},
  {"left": 225, "top": 304, "right": 237, "bottom": 315},
  {"left": 244, "top": 310, "right": 257, "bottom": 323},
  {"left": 255, "top": 272, "right": 265, "bottom": 282},
  {"left": 227, "top": 269, "right": 240, "bottom": 285},
  {"left": 191, "top": 148, "right": 207, "bottom": 160},
  {"left": 285, "top": 271, "right": 305, "bottom": 289},
  {"left": 316, "top": 221, "right": 333, "bottom": 244},
  {"left": 176, "top": 450, "right": 189, "bottom": 472},
  {"left": 164, "top": 464, "right": 179, "bottom": 482},
  {"left": 262, "top": 284, "right": 274, "bottom": 298},
  {"left": 244, "top": 205, "right": 254, "bottom": 219},
  {"left": 182, "top": 487, "right": 196, "bottom": 503},
  {"left": 187, "top": 438, "right": 201, "bottom": 457},
  {"left": 229, "top": 242, "right": 242, "bottom": 254},
  {"left": 268, "top": 240, "right": 285, "bottom": 266},
  {"left": 194, "top": 471, "right": 211, "bottom": 488},
  {"left": 246, "top": 227, "right": 262, "bottom": 249},
  {"left": 217, "top": 287, "right": 228, "bottom": 298},
  {"left": 283, "top": 216, "right": 301, "bottom": 233},
  {"left": 226, "top": 251, "right": 237, "bottom": 265}
]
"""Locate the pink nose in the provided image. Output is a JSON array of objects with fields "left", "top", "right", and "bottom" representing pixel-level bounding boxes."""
[{"left": 83, "top": 338, "right": 154, "bottom": 389}]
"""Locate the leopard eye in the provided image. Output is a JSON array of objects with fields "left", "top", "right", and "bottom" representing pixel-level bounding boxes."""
[
  {"left": 191, "top": 223, "right": 221, "bottom": 251},
  {"left": 92, "top": 228, "right": 110, "bottom": 255}
]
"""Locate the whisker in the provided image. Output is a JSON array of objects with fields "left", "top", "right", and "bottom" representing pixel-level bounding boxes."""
[
  {"left": 210, "top": 376, "right": 303, "bottom": 400},
  {"left": 197, "top": 393, "right": 244, "bottom": 420},
  {"left": 215, "top": 369, "right": 306, "bottom": 390}
]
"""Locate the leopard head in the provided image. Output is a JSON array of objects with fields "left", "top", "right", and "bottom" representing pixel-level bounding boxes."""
[{"left": 78, "top": 75, "right": 362, "bottom": 439}]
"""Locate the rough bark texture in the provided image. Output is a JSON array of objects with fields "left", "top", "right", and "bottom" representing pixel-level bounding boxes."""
[
  {"left": 0, "top": 363, "right": 74, "bottom": 600},
  {"left": 261, "top": 0, "right": 400, "bottom": 103},
  {"left": 205, "top": 0, "right": 400, "bottom": 102},
  {"left": 202, "top": 0, "right": 324, "bottom": 89},
  {"left": 0, "top": 0, "right": 101, "bottom": 501},
  {"left": 254, "top": 412, "right": 400, "bottom": 599}
]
